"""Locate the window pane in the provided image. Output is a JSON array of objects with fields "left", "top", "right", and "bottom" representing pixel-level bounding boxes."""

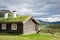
[
  {"left": 11, "top": 24, "right": 17, "bottom": 30},
  {"left": 2, "top": 24, "right": 6, "bottom": 30}
]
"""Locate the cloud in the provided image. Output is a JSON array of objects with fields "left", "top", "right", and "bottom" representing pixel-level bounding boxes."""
[
  {"left": 35, "top": 14, "right": 60, "bottom": 22},
  {"left": 50, "top": 14, "right": 60, "bottom": 18},
  {"left": 45, "top": 18, "right": 60, "bottom": 22},
  {"left": 0, "top": 0, "right": 60, "bottom": 18},
  {"left": 35, "top": 17, "right": 60, "bottom": 22}
]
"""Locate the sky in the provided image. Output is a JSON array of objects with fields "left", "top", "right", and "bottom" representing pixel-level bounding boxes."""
[{"left": 0, "top": 0, "right": 60, "bottom": 22}]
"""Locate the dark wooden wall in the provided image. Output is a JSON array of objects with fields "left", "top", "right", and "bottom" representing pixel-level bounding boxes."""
[
  {"left": 0, "top": 22, "right": 23, "bottom": 34},
  {"left": 6, "top": 24, "right": 11, "bottom": 32},
  {"left": 17, "top": 23, "right": 23, "bottom": 33},
  {"left": 0, "top": 24, "right": 2, "bottom": 31}
]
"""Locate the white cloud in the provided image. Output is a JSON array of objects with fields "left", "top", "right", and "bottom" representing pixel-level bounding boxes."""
[
  {"left": 36, "top": 17, "right": 60, "bottom": 22},
  {"left": 44, "top": 17, "right": 60, "bottom": 22},
  {"left": 51, "top": 15, "right": 60, "bottom": 18},
  {"left": 35, "top": 14, "right": 60, "bottom": 22}
]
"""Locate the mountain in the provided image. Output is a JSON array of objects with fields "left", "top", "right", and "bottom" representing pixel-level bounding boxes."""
[
  {"left": 38, "top": 20, "right": 60, "bottom": 24},
  {"left": 46, "top": 21, "right": 60, "bottom": 24},
  {"left": 34, "top": 16, "right": 60, "bottom": 24},
  {"left": 38, "top": 20, "right": 48, "bottom": 25}
]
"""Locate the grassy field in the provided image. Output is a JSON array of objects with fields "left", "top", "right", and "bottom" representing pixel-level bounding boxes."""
[{"left": 0, "top": 32, "right": 60, "bottom": 40}]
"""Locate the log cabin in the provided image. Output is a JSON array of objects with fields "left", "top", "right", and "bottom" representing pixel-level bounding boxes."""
[{"left": 0, "top": 10, "right": 40, "bottom": 34}]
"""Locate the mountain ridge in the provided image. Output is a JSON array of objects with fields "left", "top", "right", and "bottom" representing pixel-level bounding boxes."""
[{"left": 38, "top": 20, "right": 60, "bottom": 24}]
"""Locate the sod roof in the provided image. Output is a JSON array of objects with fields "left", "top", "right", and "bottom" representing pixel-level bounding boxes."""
[{"left": 0, "top": 16, "right": 29, "bottom": 22}]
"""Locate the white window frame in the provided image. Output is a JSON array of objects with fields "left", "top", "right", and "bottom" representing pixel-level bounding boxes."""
[
  {"left": 11, "top": 24, "right": 17, "bottom": 30},
  {"left": 2, "top": 24, "right": 6, "bottom": 30}
]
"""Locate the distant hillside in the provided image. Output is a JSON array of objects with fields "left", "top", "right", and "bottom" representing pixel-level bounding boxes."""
[
  {"left": 38, "top": 20, "right": 48, "bottom": 25},
  {"left": 38, "top": 20, "right": 60, "bottom": 28},
  {"left": 46, "top": 21, "right": 60, "bottom": 24},
  {"left": 38, "top": 20, "right": 60, "bottom": 24}
]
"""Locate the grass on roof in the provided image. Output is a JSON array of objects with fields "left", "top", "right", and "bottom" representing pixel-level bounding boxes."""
[{"left": 0, "top": 16, "right": 29, "bottom": 22}]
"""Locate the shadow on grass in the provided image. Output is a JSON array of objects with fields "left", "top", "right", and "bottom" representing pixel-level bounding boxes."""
[{"left": 0, "top": 31, "right": 22, "bottom": 36}]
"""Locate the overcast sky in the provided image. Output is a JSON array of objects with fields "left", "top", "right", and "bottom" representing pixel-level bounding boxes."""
[{"left": 0, "top": 0, "right": 60, "bottom": 19}]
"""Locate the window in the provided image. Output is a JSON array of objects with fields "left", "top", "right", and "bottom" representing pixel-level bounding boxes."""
[
  {"left": 11, "top": 24, "right": 17, "bottom": 30},
  {"left": 2, "top": 24, "right": 6, "bottom": 30}
]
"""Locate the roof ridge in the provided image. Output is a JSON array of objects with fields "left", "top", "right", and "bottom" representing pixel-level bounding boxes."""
[{"left": 23, "top": 16, "right": 32, "bottom": 23}]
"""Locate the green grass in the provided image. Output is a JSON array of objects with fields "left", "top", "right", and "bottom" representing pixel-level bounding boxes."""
[
  {"left": 0, "top": 32, "right": 60, "bottom": 40},
  {"left": 0, "top": 16, "right": 29, "bottom": 22}
]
